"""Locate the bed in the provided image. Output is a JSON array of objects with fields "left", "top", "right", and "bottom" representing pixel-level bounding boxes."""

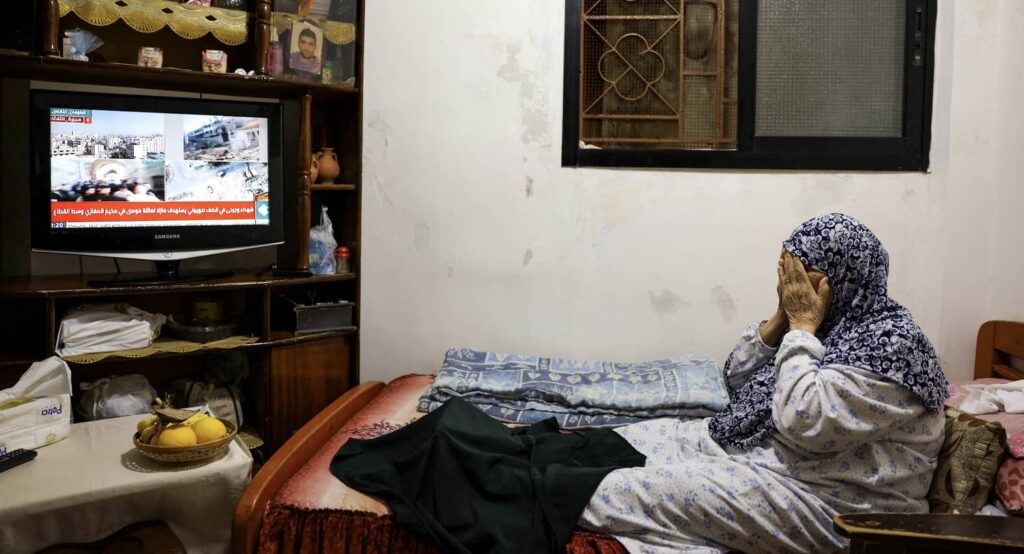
[{"left": 233, "top": 321, "right": 1024, "bottom": 554}]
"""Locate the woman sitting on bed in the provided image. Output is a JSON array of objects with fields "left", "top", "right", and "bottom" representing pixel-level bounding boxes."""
[{"left": 579, "top": 213, "right": 949, "bottom": 554}]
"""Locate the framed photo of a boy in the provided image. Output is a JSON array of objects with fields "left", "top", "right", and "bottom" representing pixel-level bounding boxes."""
[{"left": 288, "top": 19, "right": 323, "bottom": 76}]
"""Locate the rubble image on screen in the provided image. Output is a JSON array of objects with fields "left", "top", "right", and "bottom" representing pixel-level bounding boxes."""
[
  {"left": 165, "top": 161, "right": 269, "bottom": 202},
  {"left": 183, "top": 115, "right": 263, "bottom": 161}
]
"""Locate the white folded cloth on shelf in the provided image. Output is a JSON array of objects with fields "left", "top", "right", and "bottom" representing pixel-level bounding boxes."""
[
  {"left": 55, "top": 303, "right": 167, "bottom": 357},
  {"left": 958, "top": 379, "right": 1024, "bottom": 414}
]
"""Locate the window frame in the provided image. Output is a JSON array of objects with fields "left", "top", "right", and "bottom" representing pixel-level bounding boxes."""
[{"left": 561, "top": 0, "right": 937, "bottom": 171}]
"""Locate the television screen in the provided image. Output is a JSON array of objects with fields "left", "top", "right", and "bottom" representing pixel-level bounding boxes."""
[
  {"left": 31, "top": 90, "right": 284, "bottom": 259},
  {"left": 48, "top": 109, "right": 270, "bottom": 228}
]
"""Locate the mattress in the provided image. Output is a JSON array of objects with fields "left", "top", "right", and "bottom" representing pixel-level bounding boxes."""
[{"left": 257, "top": 374, "right": 627, "bottom": 553}]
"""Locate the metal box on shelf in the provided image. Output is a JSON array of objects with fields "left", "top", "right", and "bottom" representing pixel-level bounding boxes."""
[
  {"left": 164, "top": 321, "right": 240, "bottom": 343},
  {"left": 273, "top": 293, "right": 354, "bottom": 335}
]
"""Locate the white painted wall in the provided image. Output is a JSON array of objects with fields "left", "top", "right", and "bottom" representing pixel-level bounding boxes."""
[
  {"left": 936, "top": 0, "right": 1024, "bottom": 377},
  {"left": 360, "top": 0, "right": 1023, "bottom": 383}
]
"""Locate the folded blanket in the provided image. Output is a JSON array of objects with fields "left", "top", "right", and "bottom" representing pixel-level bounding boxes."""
[
  {"left": 418, "top": 348, "right": 728, "bottom": 429},
  {"left": 417, "top": 397, "right": 707, "bottom": 429}
]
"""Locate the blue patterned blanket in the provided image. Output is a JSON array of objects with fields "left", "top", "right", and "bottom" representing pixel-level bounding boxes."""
[{"left": 418, "top": 348, "right": 728, "bottom": 429}]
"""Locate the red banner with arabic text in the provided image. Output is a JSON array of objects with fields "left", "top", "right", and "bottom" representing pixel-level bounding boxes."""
[{"left": 51, "top": 202, "right": 256, "bottom": 223}]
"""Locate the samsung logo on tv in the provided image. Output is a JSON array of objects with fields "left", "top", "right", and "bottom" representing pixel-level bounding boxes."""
[{"left": 154, "top": 234, "right": 181, "bottom": 240}]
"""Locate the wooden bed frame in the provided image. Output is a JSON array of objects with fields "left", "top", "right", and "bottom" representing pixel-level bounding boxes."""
[
  {"left": 975, "top": 321, "right": 1024, "bottom": 381},
  {"left": 233, "top": 321, "right": 1024, "bottom": 554},
  {"left": 232, "top": 381, "right": 384, "bottom": 554}
]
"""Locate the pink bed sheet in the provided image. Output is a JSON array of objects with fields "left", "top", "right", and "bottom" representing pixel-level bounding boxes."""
[
  {"left": 947, "top": 379, "right": 1024, "bottom": 458},
  {"left": 271, "top": 374, "right": 433, "bottom": 513}
]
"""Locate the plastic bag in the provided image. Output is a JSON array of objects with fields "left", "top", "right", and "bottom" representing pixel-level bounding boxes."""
[
  {"left": 78, "top": 374, "right": 157, "bottom": 420},
  {"left": 309, "top": 206, "right": 338, "bottom": 275},
  {"left": 63, "top": 29, "right": 103, "bottom": 62}
]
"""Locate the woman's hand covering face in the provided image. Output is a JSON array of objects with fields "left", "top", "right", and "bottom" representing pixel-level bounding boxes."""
[{"left": 778, "top": 251, "right": 832, "bottom": 334}]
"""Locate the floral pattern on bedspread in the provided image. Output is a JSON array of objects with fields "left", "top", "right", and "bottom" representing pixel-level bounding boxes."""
[
  {"left": 271, "top": 374, "right": 432, "bottom": 512},
  {"left": 348, "top": 421, "right": 408, "bottom": 440}
]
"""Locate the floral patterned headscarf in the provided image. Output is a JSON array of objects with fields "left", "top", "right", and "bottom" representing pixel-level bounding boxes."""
[{"left": 708, "top": 213, "right": 948, "bottom": 449}]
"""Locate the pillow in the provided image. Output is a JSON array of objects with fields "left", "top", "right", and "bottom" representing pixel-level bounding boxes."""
[
  {"left": 927, "top": 407, "right": 1008, "bottom": 514},
  {"left": 996, "top": 457, "right": 1024, "bottom": 515},
  {"left": 947, "top": 379, "right": 1024, "bottom": 458}
]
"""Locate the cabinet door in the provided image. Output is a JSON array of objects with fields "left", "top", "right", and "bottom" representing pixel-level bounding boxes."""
[{"left": 269, "top": 336, "right": 351, "bottom": 452}]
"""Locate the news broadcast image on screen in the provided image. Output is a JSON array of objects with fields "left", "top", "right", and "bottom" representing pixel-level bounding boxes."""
[
  {"left": 182, "top": 115, "right": 263, "bottom": 162},
  {"left": 165, "top": 161, "right": 269, "bottom": 202},
  {"left": 48, "top": 107, "right": 270, "bottom": 229}
]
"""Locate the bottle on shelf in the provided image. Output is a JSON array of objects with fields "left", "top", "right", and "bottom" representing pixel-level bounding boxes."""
[
  {"left": 322, "top": 60, "right": 334, "bottom": 85},
  {"left": 334, "top": 246, "right": 350, "bottom": 274},
  {"left": 268, "top": 28, "right": 284, "bottom": 78}
]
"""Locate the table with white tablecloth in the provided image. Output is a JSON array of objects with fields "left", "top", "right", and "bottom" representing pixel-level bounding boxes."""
[{"left": 0, "top": 413, "right": 252, "bottom": 554}]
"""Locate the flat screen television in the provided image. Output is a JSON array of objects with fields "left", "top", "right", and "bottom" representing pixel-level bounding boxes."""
[{"left": 30, "top": 89, "right": 285, "bottom": 285}]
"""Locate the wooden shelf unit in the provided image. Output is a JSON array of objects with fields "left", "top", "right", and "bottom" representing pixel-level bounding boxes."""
[
  {"left": 0, "top": 271, "right": 357, "bottom": 298},
  {"left": 0, "top": 0, "right": 365, "bottom": 457},
  {"left": 311, "top": 183, "right": 357, "bottom": 191},
  {"left": 21, "top": 328, "right": 358, "bottom": 366},
  {"left": 0, "top": 273, "right": 360, "bottom": 455},
  {"left": 0, "top": 54, "right": 359, "bottom": 100}
]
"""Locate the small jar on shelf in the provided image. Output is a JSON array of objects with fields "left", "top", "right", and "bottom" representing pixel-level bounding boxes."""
[
  {"left": 334, "top": 246, "right": 350, "bottom": 274},
  {"left": 267, "top": 27, "right": 285, "bottom": 77}
]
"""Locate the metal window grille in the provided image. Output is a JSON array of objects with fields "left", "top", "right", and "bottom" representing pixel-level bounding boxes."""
[{"left": 579, "top": 0, "right": 738, "bottom": 150}]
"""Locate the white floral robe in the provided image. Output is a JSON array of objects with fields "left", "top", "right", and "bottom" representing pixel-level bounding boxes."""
[{"left": 578, "top": 324, "right": 945, "bottom": 554}]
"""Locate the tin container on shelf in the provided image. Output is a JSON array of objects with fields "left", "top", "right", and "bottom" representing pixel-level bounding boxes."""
[
  {"left": 164, "top": 321, "right": 239, "bottom": 343},
  {"left": 273, "top": 293, "right": 354, "bottom": 335}
]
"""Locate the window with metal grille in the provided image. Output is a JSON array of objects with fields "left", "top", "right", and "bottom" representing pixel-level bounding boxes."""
[{"left": 562, "top": 0, "right": 936, "bottom": 171}]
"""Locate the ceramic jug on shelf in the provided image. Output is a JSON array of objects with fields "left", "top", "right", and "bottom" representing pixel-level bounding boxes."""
[
  {"left": 309, "top": 156, "right": 319, "bottom": 184},
  {"left": 315, "top": 147, "right": 340, "bottom": 185}
]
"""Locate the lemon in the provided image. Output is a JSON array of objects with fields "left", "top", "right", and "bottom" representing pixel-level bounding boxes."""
[
  {"left": 140, "top": 423, "right": 161, "bottom": 444},
  {"left": 137, "top": 415, "right": 159, "bottom": 433},
  {"left": 191, "top": 417, "right": 228, "bottom": 444},
  {"left": 183, "top": 412, "right": 209, "bottom": 426},
  {"left": 156, "top": 424, "right": 197, "bottom": 447}
]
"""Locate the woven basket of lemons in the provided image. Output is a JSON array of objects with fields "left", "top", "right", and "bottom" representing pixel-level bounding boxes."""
[{"left": 133, "top": 403, "right": 237, "bottom": 463}]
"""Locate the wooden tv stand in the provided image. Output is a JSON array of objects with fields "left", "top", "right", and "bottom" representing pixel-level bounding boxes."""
[
  {"left": 0, "top": 271, "right": 358, "bottom": 458},
  {"left": 0, "top": 0, "right": 365, "bottom": 463}
]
